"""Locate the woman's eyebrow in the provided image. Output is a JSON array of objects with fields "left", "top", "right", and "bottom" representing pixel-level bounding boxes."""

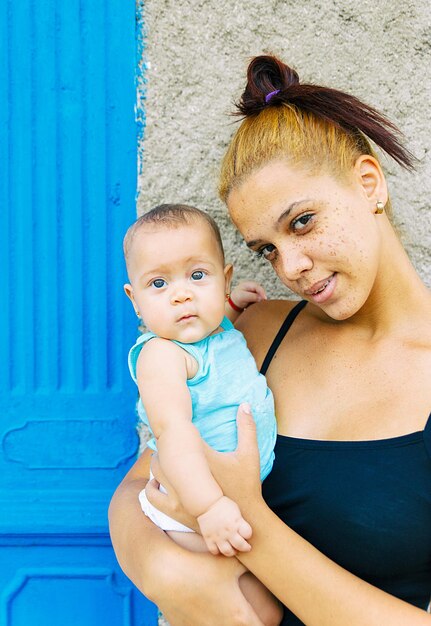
[
  {"left": 245, "top": 199, "right": 312, "bottom": 248},
  {"left": 246, "top": 238, "right": 263, "bottom": 249},
  {"left": 276, "top": 199, "right": 311, "bottom": 225}
]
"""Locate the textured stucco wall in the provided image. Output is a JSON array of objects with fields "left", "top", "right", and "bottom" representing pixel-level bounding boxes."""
[
  {"left": 137, "top": 0, "right": 430, "bottom": 298},
  {"left": 136, "top": 3, "right": 430, "bottom": 622}
]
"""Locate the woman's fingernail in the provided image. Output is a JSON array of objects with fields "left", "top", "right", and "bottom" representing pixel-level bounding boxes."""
[{"left": 240, "top": 402, "right": 251, "bottom": 415}]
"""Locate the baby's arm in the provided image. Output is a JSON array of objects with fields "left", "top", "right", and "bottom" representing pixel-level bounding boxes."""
[
  {"left": 136, "top": 338, "right": 252, "bottom": 556},
  {"left": 226, "top": 281, "right": 267, "bottom": 323}
]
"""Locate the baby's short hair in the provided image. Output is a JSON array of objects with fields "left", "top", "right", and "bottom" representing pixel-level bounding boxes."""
[{"left": 123, "top": 203, "right": 225, "bottom": 263}]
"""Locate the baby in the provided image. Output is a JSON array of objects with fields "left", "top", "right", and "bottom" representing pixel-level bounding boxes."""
[{"left": 123, "top": 204, "right": 281, "bottom": 625}]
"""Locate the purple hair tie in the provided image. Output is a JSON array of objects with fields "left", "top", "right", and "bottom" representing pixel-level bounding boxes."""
[{"left": 265, "top": 89, "right": 280, "bottom": 103}]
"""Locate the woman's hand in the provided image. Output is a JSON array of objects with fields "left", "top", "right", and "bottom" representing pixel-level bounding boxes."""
[
  {"left": 146, "top": 403, "right": 264, "bottom": 525},
  {"left": 203, "top": 403, "right": 264, "bottom": 510}
]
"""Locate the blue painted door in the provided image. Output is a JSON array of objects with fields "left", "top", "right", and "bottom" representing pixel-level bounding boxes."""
[{"left": 0, "top": 1, "right": 157, "bottom": 624}]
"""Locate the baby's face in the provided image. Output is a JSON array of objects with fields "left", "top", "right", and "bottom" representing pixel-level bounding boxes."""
[{"left": 124, "top": 222, "right": 232, "bottom": 343}]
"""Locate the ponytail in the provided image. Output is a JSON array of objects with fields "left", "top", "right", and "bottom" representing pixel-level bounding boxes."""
[{"left": 219, "top": 55, "right": 415, "bottom": 201}]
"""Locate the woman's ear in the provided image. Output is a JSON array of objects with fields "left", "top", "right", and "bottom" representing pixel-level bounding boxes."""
[
  {"left": 354, "top": 155, "right": 388, "bottom": 211},
  {"left": 224, "top": 264, "right": 233, "bottom": 294}
]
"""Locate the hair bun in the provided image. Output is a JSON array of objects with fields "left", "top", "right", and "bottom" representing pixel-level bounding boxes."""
[{"left": 236, "top": 55, "right": 300, "bottom": 116}]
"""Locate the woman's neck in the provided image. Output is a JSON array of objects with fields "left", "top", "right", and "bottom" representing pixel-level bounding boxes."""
[{"left": 348, "top": 221, "right": 431, "bottom": 338}]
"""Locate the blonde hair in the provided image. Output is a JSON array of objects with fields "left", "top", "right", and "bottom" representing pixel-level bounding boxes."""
[
  {"left": 219, "top": 56, "right": 415, "bottom": 219},
  {"left": 220, "top": 106, "right": 378, "bottom": 194}
]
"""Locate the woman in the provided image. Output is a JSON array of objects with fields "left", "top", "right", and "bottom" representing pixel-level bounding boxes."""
[{"left": 109, "top": 56, "right": 431, "bottom": 625}]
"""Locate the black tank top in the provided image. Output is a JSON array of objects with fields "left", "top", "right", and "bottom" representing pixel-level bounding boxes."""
[{"left": 261, "top": 301, "right": 431, "bottom": 624}]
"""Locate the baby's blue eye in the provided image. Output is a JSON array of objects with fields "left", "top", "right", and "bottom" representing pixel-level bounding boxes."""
[
  {"left": 152, "top": 278, "right": 166, "bottom": 289},
  {"left": 191, "top": 271, "right": 204, "bottom": 281}
]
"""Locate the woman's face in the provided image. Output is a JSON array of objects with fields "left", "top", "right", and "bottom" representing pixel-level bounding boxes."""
[{"left": 227, "top": 160, "right": 383, "bottom": 321}]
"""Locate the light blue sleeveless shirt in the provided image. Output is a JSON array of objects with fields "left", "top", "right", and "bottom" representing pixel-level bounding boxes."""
[{"left": 128, "top": 317, "right": 276, "bottom": 481}]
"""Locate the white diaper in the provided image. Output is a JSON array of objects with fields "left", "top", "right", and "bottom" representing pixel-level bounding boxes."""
[{"left": 139, "top": 472, "right": 194, "bottom": 533}]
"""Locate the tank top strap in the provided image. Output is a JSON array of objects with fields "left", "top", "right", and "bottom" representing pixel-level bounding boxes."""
[
  {"left": 260, "top": 300, "right": 307, "bottom": 376},
  {"left": 423, "top": 412, "right": 431, "bottom": 460}
]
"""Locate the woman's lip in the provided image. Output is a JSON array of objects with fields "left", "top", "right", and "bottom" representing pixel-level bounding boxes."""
[
  {"left": 304, "top": 274, "right": 335, "bottom": 295},
  {"left": 305, "top": 273, "right": 337, "bottom": 303}
]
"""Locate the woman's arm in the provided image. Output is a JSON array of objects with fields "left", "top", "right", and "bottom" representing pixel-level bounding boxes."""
[
  {"left": 147, "top": 406, "right": 430, "bottom": 625},
  {"left": 108, "top": 447, "right": 166, "bottom": 594},
  {"left": 207, "top": 407, "right": 431, "bottom": 626},
  {"left": 108, "top": 448, "right": 266, "bottom": 626},
  {"left": 241, "top": 503, "right": 430, "bottom": 626}
]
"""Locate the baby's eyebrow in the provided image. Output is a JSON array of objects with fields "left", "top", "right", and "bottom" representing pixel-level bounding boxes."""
[
  {"left": 138, "top": 258, "right": 218, "bottom": 280},
  {"left": 136, "top": 266, "right": 167, "bottom": 284},
  {"left": 138, "top": 268, "right": 162, "bottom": 280},
  {"left": 183, "top": 257, "right": 217, "bottom": 267}
]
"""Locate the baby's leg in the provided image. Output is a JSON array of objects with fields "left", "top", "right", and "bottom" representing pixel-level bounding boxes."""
[
  {"left": 168, "top": 530, "right": 282, "bottom": 626},
  {"left": 166, "top": 530, "right": 208, "bottom": 552},
  {"left": 239, "top": 571, "right": 283, "bottom": 626}
]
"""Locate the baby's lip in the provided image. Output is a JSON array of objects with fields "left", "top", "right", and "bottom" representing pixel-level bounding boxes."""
[{"left": 177, "top": 313, "right": 197, "bottom": 322}]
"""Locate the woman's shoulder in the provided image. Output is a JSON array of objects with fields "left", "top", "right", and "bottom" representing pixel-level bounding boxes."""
[{"left": 235, "top": 299, "right": 302, "bottom": 367}]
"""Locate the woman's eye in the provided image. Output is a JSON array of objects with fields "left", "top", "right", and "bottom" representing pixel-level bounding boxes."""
[
  {"left": 257, "top": 244, "right": 277, "bottom": 261},
  {"left": 292, "top": 213, "right": 313, "bottom": 232},
  {"left": 152, "top": 278, "right": 166, "bottom": 289},
  {"left": 191, "top": 270, "right": 205, "bottom": 281}
]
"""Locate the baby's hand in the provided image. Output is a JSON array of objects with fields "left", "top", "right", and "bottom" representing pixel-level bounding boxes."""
[
  {"left": 230, "top": 281, "right": 267, "bottom": 311},
  {"left": 197, "top": 495, "right": 252, "bottom": 557},
  {"left": 226, "top": 281, "right": 267, "bottom": 322}
]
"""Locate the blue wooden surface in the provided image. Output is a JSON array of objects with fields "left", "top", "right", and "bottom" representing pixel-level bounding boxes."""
[{"left": 0, "top": 0, "right": 157, "bottom": 623}]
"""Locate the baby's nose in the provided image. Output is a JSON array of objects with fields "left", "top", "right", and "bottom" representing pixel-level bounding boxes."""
[{"left": 171, "top": 286, "right": 193, "bottom": 304}]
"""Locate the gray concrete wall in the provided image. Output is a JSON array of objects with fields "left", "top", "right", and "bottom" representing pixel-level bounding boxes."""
[
  {"left": 137, "top": 0, "right": 430, "bottom": 298},
  {"left": 136, "top": 3, "right": 430, "bottom": 623}
]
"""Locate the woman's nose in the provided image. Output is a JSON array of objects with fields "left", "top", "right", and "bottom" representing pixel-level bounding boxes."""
[{"left": 279, "top": 246, "right": 313, "bottom": 282}]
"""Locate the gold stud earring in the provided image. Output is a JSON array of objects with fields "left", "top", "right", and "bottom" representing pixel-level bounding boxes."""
[
  {"left": 375, "top": 200, "right": 384, "bottom": 214},
  {"left": 135, "top": 310, "right": 140, "bottom": 318},
  {"left": 225, "top": 293, "right": 230, "bottom": 301}
]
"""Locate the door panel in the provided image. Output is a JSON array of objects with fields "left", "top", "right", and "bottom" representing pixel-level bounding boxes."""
[{"left": 0, "top": 1, "right": 156, "bottom": 623}]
